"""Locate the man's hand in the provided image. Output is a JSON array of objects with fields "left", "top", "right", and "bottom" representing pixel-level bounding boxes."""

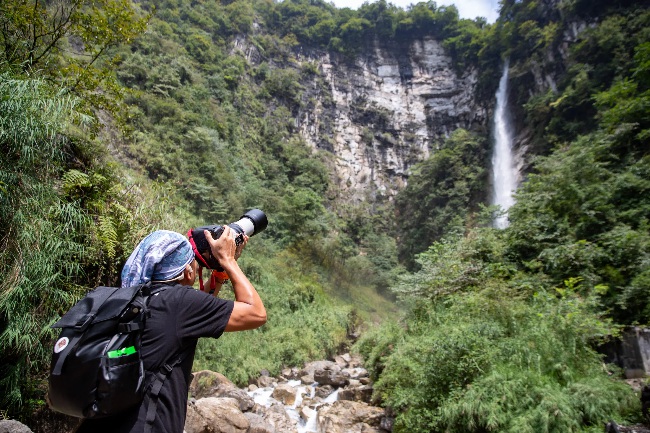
[
  {"left": 203, "top": 226, "right": 266, "bottom": 332},
  {"left": 204, "top": 226, "right": 248, "bottom": 263},
  {"left": 234, "top": 234, "right": 248, "bottom": 261},
  {"left": 204, "top": 226, "right": 236, "bottom": 267}
]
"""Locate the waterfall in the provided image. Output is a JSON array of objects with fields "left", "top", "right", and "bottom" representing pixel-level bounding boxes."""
[{"left": 491, "top": 60, "right": 518, "bottom": 229}]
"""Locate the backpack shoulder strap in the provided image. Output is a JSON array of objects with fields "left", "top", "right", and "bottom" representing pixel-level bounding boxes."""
[
  {"left": 143, "top": 348, "right": 191, "bottom": 433},
  {"left": 141, "top": 283, "right": 190, "bottom": 433}
]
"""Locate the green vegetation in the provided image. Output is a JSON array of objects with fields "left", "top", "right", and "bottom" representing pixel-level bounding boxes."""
[
  {"left": 395, "top": 129, "right": 489, "bottom": 269},
  {"left": 357, "top": 1, "right": 650, "bottom": 431},
  {"left": 1, "top": 0, "right": 649, "bottom": 431},
  {"left": 357, "top": 230, "right": 638, "bottom": 432}
]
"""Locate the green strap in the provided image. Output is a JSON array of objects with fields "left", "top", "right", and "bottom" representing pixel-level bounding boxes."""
[{"left": 107, "top": 346, "right": 136, "bottom": 358}]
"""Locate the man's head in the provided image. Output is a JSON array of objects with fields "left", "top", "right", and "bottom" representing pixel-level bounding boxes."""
[
  {"left": 178, "top": 259, "right": 198, "bottom": 286},
  {"left": 121, "top": 230, "right": 196, "bottom": 288}
]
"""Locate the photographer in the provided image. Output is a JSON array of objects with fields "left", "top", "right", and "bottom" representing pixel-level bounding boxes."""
[{"left": 75, "top": 225, "right": 266, "bottom": 433}]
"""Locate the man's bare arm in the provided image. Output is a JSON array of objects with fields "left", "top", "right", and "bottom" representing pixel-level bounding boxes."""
[{"left": 204, "top": 227, "right": 267, "bottom": 331}]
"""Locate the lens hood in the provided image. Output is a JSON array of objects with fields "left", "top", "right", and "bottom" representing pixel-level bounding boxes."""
[
  {"left": 188, "top": 209, "right": 268, "bottom": 270},
  {"left": 242, "top": 209, "right": 268, "bottom": 233}
]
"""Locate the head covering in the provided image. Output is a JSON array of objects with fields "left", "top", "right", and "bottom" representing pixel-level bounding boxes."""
[{"left": 120, "top": 230, "right": 194, "bottom": 288}]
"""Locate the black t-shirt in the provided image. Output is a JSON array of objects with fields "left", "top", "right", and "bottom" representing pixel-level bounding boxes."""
[{"left": 76, "top": 284, "right": 234, "bottom": 433}]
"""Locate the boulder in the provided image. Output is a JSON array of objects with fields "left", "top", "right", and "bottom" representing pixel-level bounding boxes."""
[
  {"left": 347, "top": 356, "right": 361, "bottom": 368},
  {"left": 314, "top": 367, "right": 349, "bottom": 387},
  {"left": 259, "top": 402, "right": 298, "bottom": 433},
  {"left": 244, "top": 413, "right": 275, "bottom": 433},
  {"left": 315, "top": 384, "right": 334, "bottom": 399},
  {"left": 217, "top": 387, "right": 255, "bottom": 412},
  {"left": 0, "top": 420, "right": 33, "bottom": 433},
  {"left": 333, "top": 355, "right": 348, "bottom": 367},
  {"left": 300, "top": 406, "right": 316, "bottom": 422},
  {"left": 299, "top": 360, "right": 338, "bottom": 383},
  {"left": 189, "top": 370, "right": 254, "bottom": 412},
  {"left": 343, "top": 367, "right": 369, "bottom": 380},
  {"left": 185, "top": 397, "right": 250, "bottom": 433},
  {"left": 257, "top": 376, "right": 275, "bottom": 388},
  {"left": 272, "top": 383, "right": 297, "bottom": 406},
  {"left": 190, "top": 370, "right": 234, "bottom": 399},
  {"left": 280, "top": 367, "right": 299, "bottom": 380},
  {"left": 317, "top": 400, "right": 386, "bottom": 433},
  {"left": 339, "top": 385, "right": 374, "bottom": 404}
]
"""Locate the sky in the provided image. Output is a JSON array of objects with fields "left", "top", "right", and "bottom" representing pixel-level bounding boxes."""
[{"left": 330, "top": 0, "right": 501, "bottom": 23}]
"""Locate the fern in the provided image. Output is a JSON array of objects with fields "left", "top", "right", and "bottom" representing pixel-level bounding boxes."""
[
  {"left": 62, "top": 169, "right": 91, "bottom": 194},
  {"left": 97, "top": 214, "right": 119, "bottom": 258}
]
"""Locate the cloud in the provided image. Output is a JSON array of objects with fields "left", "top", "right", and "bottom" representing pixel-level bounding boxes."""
[
  {"left": 438, "top": 0, "right": 500, "bottom": 22},
  {"left": 331, "top": 0, "right": 500, "bottom": 23}
]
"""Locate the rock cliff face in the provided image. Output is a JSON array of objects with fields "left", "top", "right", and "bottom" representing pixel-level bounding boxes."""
[
  {"left": 231, "top": 17, "right": 591, "bottom": 205},
  {"left": 295, "top": 38, "right": 490, "bottom": 203}
]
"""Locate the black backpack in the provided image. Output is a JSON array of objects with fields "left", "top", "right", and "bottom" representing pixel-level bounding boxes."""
[{"left": 47, "top": 283, "right": 187, "bottom": 421}]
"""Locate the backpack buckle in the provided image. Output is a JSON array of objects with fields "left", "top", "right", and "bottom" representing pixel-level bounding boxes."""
[
  {"left": 75, "top": 314, "right": 95, "bottom": 331},
  {"left": 161, "top": 363, "right": 173, "bottom": 375}
]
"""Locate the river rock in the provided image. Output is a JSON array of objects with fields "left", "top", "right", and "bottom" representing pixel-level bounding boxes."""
[
  {"left": 339, "top": 384, "right": 374, "bottom": 404},
  {"left": 257, "top": 402, "right": 298, "bottom": 433},
  {"left": 185, "top": 397, "right": 249, "bottom": 433},
  {"left": 244, "top": 413, "right": 274, "bottom": 433},
  {"left": 605, "top": 421, "right": 650, "bottom": 432},
  {"left": 272, "top": 382, "right": 297, "bottom": 405},
  {"left": 280, "top": 367, "right": 299, "bottom": 380},
  {"left": 299, "top": 360, "right": 339, "bottom": 383},
  {"left": 315, "top": 384, "right": 334, "bottom": 398},
  {"left": 189, "top": 370, "right": 254, "bottom": 411},
  {"left": 190, "top": 370, "right": 234, "bottom": 398},
  {"left": 343, "top": 367, "right": 369, "bottom": 380},
  {"left": 257, "top": 375, "right": 276, "bottom": 388},
  {"left": 317, "top": 400, "right": 387, "bottom": 433},
  {"left": 348, "top": 354, "right": 364, "bottom": 368},
  {"left": 333, "top": 355, "right": 348, "bottom": 367},
  {"left": 314, "top": 367, "right": 349, "bottom": 387},
  {"left": 300, "top": 406, "right": 317, "bottom": 422},
  {"left": 0, "top": 420, "right": 33, "bottom": 433}
]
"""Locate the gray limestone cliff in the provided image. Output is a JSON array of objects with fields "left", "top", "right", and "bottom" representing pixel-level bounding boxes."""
[
  {"left": 231, "top": 15, "right": 590, "bottom": 204},
  {"left": 233, "top": 35, "right": 491, "bottom": 203},
  {"left": 296, "top": 38, "right": 488, "bottom": 203}
]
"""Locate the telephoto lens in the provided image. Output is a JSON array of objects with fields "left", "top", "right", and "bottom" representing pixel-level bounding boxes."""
[{"left": 188, "top": 209, "right": 268, "bottom": 271}]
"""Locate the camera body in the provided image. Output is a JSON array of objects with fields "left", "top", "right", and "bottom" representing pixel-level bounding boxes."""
[{"left": 189, "top": 209, "right": 268, "bottom": 271}]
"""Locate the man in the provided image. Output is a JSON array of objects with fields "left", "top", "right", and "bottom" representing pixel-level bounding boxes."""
[{"left": 75, "top": 225, "right": 266, "bottom": 433}]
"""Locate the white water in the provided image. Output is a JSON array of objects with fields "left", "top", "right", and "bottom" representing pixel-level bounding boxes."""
[
  {"left": 248, "top": 380, "right": 339, "bottom": 433},
  {"left": 491, "top": 60, "right": 518, "bottom": 229}
]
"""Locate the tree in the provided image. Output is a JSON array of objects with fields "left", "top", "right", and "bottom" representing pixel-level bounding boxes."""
[
  {"left": 395, "top": 129, "right": 489, "bottom": 269},
  {"left": 0, "top": 0, "right": 148, "bottom": 110}
]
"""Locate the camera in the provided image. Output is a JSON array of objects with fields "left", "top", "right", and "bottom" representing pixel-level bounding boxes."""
[{"left": 188, "top": 209, "right": 268, "bottom": 271}]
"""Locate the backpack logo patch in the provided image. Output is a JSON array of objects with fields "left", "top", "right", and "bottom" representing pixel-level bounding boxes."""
[{"left": 54, "top": 337, "right": 69, "bottom": 353}]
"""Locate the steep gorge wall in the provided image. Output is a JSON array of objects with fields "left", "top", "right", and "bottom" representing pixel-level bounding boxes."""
[
  {"left": 296, "top": 38, "right": 490, "bottom": 203},
  {"left": 233, "top": 17, "right": 591, "bottom": 205}
]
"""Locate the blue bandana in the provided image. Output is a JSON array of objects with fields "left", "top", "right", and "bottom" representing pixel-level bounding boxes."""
[{"left": 121, "top": 230, "right": 194, "bottom": 288}]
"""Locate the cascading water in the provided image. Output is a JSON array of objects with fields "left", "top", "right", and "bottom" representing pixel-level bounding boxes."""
[
  {"left": 248, "top": 380, "right": 340, "bottom": 433},
  {"left": 491, "top": 59, "right": 518, "bottom": 229}
]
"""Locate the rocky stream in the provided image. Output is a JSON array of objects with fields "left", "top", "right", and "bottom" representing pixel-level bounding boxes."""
[
  {"left": 184, "top": 352, "right": 393, "bottom": 433},
  {"left": 4, "top": 352, "right": 650, "bottom": 432}
]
